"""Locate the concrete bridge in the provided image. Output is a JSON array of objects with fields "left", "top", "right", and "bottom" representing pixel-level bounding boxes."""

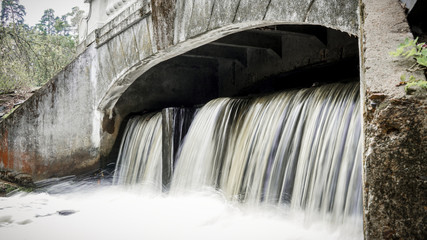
[{"left": 0, "top": 0, "right": 425, "bottom": 239}]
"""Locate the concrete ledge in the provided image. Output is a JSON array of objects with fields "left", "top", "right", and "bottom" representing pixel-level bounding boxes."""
[
  {"left": 97, "top": 0, "right": 151, "bottom": 47},
  {"left": 76, "top": 31, "right": 97, "bottom": 56}
]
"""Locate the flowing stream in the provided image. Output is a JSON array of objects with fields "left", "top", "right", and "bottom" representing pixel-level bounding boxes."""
[{"left": 0, "top": 82, "right": 362, "bottom": 240}]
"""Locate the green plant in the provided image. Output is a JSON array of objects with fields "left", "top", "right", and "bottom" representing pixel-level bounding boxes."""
[
  {"left": 390, "top": 37, "right": 427, "bottom": 70},
  {"left": 1, "top": 2, "right": 81, "bottom": 94},
  {"left": 5, "top": 184, "right": 18, "bottom": 193},
  {"left": 1, "top": 183, "right": 34, "bottom": 194},
  {"left": 390, "top": 38, "right": 427, "bottom": 94},
  {"left": 1, "top": 104, "right": 19, "bottom": 119},
  {"left": 399, "top": 74, "right": 427, "bottom": 94}
]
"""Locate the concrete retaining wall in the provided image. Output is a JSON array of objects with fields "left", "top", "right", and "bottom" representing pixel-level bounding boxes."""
[{"left": 0, "top": 45, "right": 101, "bottom": 180}]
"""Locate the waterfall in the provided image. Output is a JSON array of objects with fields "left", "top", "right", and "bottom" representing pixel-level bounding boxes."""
[
  {"left": 1, "top": 83, "right": 362, "bottom": 240},
  {"left": 114, "top": 82, "right": 362, "bottom": 222},
  {"left": 113, "top": 112, "right": 163, "bottom": 189}
]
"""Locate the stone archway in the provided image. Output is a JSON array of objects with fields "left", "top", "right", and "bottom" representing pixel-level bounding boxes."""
[{"left": 96, "top": 0, "right": 359, "bottom": 115}]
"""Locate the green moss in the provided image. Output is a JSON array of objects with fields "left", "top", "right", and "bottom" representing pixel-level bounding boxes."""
[
  {"left": 0, "top": 182, "right": 34, "bottom": 196},
  {"left": 405, "top": 79, "right": 427, "bottom": 94},
  {"left": 1, "top": 104, "right": 19, "bottom": 119},
  {"left": 5, "top": 185, "right": 18, "bottom": 194}
]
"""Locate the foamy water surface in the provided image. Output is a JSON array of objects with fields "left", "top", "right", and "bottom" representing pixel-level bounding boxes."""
[{"left": 0, "top": 180, "right": 362, "bottom": 240}]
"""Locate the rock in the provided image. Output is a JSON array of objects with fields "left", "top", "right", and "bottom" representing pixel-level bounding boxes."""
[
  {"left": 0, "top": 170, "right": 35, "bottom": 188},
  {"left": 57, "top": 210, "right": 78, "bottom": 216}
]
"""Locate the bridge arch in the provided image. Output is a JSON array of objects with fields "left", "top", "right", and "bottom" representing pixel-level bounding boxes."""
[
  {"left": 96, "top": 0, "right": 359, "bottom": 117},
  {"left": 111, "top": 24, "right": 358, "bottom": 119}
]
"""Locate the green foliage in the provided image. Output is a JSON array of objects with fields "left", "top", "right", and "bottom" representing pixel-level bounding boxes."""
[
  {"left": 36, "top": 8, "right": 55, "bottom": 35},
  {"left": 0, "top": 2, "right": 81, "bottom": 94},
  {"left": 1, "top": 0, "right": 25, "bottom": 26},
  {"left": 1, "top": 184, "right": 34, "bottom": 194},
  {"left": 3, "top": 184, "right": 18, "bottom": 194},
  {"left": 0, "top": 24, "right": 34, "bottom": 93},
  {"left": 399, "top": 74, "right": 427, "bottom": 94},
  {"left": 54, "top": 15, "right": 70, "bottom": 36},
  {"left": 390, "top": 37, "right": 427, "bottom": 69},
  {"left": 1, "top": 104, "right": 19, "bottom": 119},
  {"left": 391, "top": 38, "right": 427, "bottom": 95},
  {"left": 68, "top": 7, "right": 85, "bottom": 35},
  {"left": 0, "top": 25, "right": 77, "bottom": 93}
]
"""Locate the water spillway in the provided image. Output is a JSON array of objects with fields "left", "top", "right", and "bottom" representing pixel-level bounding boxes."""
[
  {"left": 0, "top": 82, "right": 362, "bottom": 239},
  {"left": 114, "top": 82, "right": 362, "bottom": 223}
]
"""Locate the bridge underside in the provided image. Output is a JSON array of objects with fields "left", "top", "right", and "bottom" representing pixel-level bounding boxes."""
[
  {"left": 115, "top": 25, "right": 358, "bottom": 117},
  {"left": 105, "top": 24, "right": 359, "bottom": 176}
]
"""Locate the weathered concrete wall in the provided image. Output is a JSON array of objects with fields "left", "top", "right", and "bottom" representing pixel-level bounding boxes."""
[
  {"left": 0, "top": 45, "right": 101, "bottom": 180},
  {"left": 359, "top": 0, "right": 426, "bottom": 239}
]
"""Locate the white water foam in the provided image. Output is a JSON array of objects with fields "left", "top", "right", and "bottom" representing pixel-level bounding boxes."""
[{"left": 0, "top": 184, "right": 362, "bottom": 240}]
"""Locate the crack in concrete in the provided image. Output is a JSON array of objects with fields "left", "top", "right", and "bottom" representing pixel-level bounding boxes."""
[
  {"left": 206, "top": 0, "right": 217, "bottom": 30},
  {"left": 304, "top": 0, "right": 316, "bottom": 22},
  {"left": 232, "top": 0, "right": 242, "bottom": 23},
  {"left": 262, "top": 0, "right": 273, "bottom": 20},
  {"left": 189, "top": 0, "right": 196, "bottom": 32}
]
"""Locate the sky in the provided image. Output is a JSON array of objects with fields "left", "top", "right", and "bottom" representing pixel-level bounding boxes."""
[{"left": 19, "top": 0, "right": 89, "bottom": 26}]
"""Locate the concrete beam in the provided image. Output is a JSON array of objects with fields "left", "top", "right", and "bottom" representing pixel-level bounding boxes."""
[
  {"left": 151, "top": 0, "right": 177, "bottom": 50},
  {"left": 115, "top": 55, "right": 219, "bottom": 116},
  {"left": 161, "top": 108, "right": 195, "bottom": 189},
  {"left": 215, "top": 30, "right": 282, "bottom": 56},
  {"left": 185, "top": 43, "right": 249, "bottom": 66}
]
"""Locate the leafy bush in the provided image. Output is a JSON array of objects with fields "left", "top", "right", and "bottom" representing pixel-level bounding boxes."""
[{"left": 0, "top": 1, "right": 82, "bottom": 94}]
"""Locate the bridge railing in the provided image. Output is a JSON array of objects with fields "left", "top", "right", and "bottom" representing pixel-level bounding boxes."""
[{"left": 78, "top": 0, "right": 140, "bottom": 44}]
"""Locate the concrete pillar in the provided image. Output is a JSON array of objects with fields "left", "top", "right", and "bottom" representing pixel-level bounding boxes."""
[
  {"left": 359, "top": 0, "right": 426, "bottom": 239},
  {"left": 161, "top": 108, "right": 195, "bottom": 189},
  {"left": 86, "top": 0, "right": 109, "bottom": 34}
]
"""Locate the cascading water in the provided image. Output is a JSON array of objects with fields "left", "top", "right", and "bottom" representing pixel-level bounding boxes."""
[
  {"left": 0, "top": 82, "right": 363, "bottom": 240},
  {"left": 114, "top": 82, "right": 362, "bottom": 222},
  {"left": 112, "top": 112, "right": 163, "bottom": 188},
  {"left": 170, "top": 83, "right": 362, "bottom": 222}
]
